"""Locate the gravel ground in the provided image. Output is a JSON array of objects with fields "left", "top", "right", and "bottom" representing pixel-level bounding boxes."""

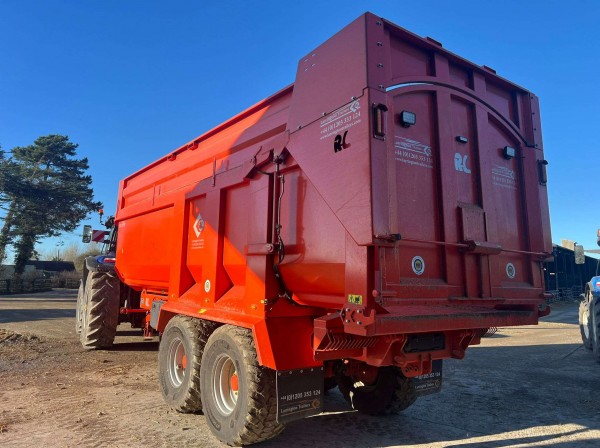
[{"left": 0, "top": 290, "right": 599, "bottom": 447}]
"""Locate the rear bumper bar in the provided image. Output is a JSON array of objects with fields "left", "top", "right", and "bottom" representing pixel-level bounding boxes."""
[
  {"left": 313, "top": 302, "right": 545, "bottom": 376},
  {"left": 342, "top": 304, "right": 540, "bottom": 337}
]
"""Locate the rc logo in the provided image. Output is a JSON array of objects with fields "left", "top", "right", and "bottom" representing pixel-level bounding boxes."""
[
  {"left": 193, "top": 213, "right": 205, "bottom": 238},
  {"left": 454, "top": 153, "right": 471, "bottom": 174}
]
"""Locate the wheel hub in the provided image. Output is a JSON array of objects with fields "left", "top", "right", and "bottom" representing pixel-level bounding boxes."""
[
  {"left": 212, "top": 354, "right": 239, "bottom": 416},
  {"left": 167, "top": 337, "right": 186, "bottom": 387},
  {"left": 582, "top": 305, "right": 590, "bottom": 339}
]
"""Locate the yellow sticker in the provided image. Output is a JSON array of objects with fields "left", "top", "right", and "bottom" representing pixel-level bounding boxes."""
[
  {"left": 348, "top": 294, "right": 363, "bottom": 305},
  {"left": 198, "top": 309, "right": 207, "bottom": 314}
]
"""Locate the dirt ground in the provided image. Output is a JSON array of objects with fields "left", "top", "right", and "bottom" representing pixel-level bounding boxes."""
[{"left": 0, "top": 290, "right": 599, "bottom": 448}]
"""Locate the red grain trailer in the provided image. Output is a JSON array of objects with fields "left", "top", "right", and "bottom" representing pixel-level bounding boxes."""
[{"left": 77, "top": 12, "right": 552, "bottom": 446}]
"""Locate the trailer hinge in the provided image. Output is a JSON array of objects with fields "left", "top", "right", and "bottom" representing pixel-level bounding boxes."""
[
  {"left": 374, "top": 233, "right": 401, "bottom": 246},
  {"left": 463, "top": 240, "right": 502, "bottom": 255}
]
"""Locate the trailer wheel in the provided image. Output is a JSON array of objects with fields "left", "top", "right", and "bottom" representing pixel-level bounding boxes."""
[
  {"left": 158, "top": 316, "right": 216, "bottom": 413},
  {"left": 579, "top": 292, "right": 593, "bottom": 350},
  {"left": 324, "top": 376, "right": 337, "bottom": 394},
  {"left": 200, "top": 325, "right": 284, "bottom": 446},
  {"left": 79, "top": 271, "right": 120, "bottom": 349},
  {"left": 335, "top": 364, "right": 417, "bottom": 416},
  {"left": 75, "top": 280, "right": 84, "bottom": 334},
  {"left": 591, "top": 294, "right": 600, "bottom": 363}
]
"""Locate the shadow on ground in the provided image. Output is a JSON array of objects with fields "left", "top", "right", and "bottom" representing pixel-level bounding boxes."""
[{"left": 0, "top": 308, "right": 75, "bottom": 324}]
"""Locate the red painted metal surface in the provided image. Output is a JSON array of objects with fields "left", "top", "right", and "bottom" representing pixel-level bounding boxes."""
[{"left": 113, "top": 13, "right": 551, "bottom": 373}]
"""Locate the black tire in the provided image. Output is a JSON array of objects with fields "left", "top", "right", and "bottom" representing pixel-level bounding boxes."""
[
  {"left": 158, "top": 315, "right": 217, "bottom": 413},
  {"left": 579, "top": 292, "right": 593, "bottom": 350},
  {"left": 200, "top": 325, "right": 285, "bottom": 446},
  {"left": 324, "top": 376, "right": 337, "bottom": 394},
  {"left": 591, "top": 294, "right": 600, "bottom": 363},
  {"left": 335, "top": 364, "right": 417, "bottom": 416},
  {"left": 75, "top": 280, "right": 84, "bottom": 334},
  {"left": 79, "top": 271, "right": 120, "bottom": 349}
]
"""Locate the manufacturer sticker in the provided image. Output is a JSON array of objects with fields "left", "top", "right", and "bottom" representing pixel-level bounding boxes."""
[
  {"left": 333, "top": 130, "right": 349, "bottom": 153},
  {"left": 319, "top": 100, "right": 362, "bottom": 141},
  {"left": 412, "top": 256, "right": 425, "bottom": 275},
  {"left": 348, "top": 294, "right": 363, "bottom": 305},
  {"left": 506, "top": 263, "right": 516, "bottom": 279},
  {"left": 454, "top": 153, "right": 472, "bottom": 174},
  {"left": 204, "top": 279, "right": 211, "bottom": 293},
  {"left": 492, "top": 165, "right": 517, "bottom": 190},
  {"left": 394, "top": 136, "right": 433, "bottom": 169}
]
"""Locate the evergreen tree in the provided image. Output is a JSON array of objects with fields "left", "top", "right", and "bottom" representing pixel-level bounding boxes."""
[{"left": 0, "top": 135, "right": 102, "bottom": 273}]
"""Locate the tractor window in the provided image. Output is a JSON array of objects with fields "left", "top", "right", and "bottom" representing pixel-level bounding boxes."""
[{"left": 103, "top": 227, "right": 118, "bottom": 255}]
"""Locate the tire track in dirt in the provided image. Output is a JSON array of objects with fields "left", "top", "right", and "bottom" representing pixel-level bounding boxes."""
[
  {"left": 3, "top": 293, "right": 600, "bottom": 447},
  {"left": 0, "top": 332, "right": 224, "bottom": 447}
]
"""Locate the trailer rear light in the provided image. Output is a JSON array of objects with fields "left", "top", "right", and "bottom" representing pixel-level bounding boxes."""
[
  {"left": 538, "top": 159, "right": 548, "bottom": 185},
  {"left": 503, "top": 146, "right": 516, "bottom": 160},
  {"left": 399, "top": 110, "right": 416, "bottom": 128},
  {"left": 372, "top": 103, "right": 388, "bottom": 139}
]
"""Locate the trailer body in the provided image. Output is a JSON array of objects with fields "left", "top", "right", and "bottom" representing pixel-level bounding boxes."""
[{"left": 81, "top": 12, "right": 552, "bottom": 443}]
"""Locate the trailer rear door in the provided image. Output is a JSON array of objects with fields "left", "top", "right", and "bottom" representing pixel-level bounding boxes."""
[{"left": 380, "top": 83, "right": 536, "bottom": 301}]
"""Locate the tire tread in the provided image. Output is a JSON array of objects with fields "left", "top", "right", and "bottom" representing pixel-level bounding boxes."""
[
  {"left": 160, "top": 316, "right": 218, "bottom": 413},
  {"left": 206, "top": 325, "right": 284, "bottom": 446},
  {"left": 335, "top": 364, "right": 417, "bottom": 416},
  {"left": 80, "top": 271, "right": 120, "bottom": 349},
  {"left": 591, "top": 294, "right": 600, "bottom": 363}
]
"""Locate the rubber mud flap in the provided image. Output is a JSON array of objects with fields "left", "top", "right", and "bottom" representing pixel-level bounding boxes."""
[
  {"left": 412, "top": 360, "right": 443, "bottom": 397},
  {"left": 276, "top": 367, "right": 324, "bottom": 424}
]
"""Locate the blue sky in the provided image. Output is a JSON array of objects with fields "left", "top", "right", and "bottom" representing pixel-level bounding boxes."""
[{"left": 0, "top": 0, "right": 599, "bottom": 258}]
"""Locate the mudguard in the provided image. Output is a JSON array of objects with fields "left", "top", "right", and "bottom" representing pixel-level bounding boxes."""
[{"left": 84, "top": 255, "right": 117, "bottom": 274}]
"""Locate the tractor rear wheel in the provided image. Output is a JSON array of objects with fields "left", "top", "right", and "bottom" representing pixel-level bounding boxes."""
[
  {"left": 335, "top": 364, "right": 417, "bottom": 416},
  {"left": 75, "top": 280, "right": 84, "bottom": 334},
  {"left": 200, "top": 325, "right": 284, "bottom": 446},
  {"left": 591, "top": 294, "right": 600, "bottom": 363},
  {"left": 579, "top": 292, "right": 593, "bottom": 350},
  {"left": 79, "top": 271, "right": 120, "bottom": 349},
  {"left": 158, "top": 316, "right": 216, "bottom": 413}
]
